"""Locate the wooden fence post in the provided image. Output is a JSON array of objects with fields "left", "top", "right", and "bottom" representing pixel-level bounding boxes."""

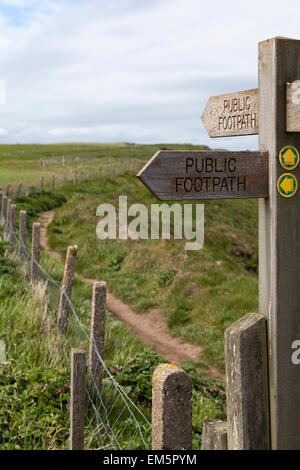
[
  {"left": 152, "top": 363, "right": 192, "bottom": 450},
  {"left": 89, "top": 281, "right": 106, "bottom": 393},
  {"left": 14, "top": 183, "right": 22, "bottom": 200},
  {"left": 201, "top": 420, "right": 227, "bottom": 450},
  {"left": 19, "top": 210, "right": 27, "bottom": 262},
  {"left": 5, "top": 183, "right": 10, "bottom": 197},
  {"left": 10, "top": 204, "right": 16, "bottom": 246},
  {"left": 7, "top": 198, "right": 11, "bottom": 229},
  {"left": 225, "top": 313, "right": 270, "bottom": 450},
  {"left": 2, "top": 195, "right": 7, "bottom": 224},
  {"left": 31, "top": 222, "right": 40, "bottom": 282},
  {"left": 70, "top": 348, "right": 86, "bottom": 450},
  {"left": 57, "top": 245, "right": 78, "bottom": 333}
]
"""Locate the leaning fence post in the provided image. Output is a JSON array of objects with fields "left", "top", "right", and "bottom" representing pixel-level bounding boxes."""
[
  {"left": 10, "top": 204, "right": 16, "bottom": 246},
  {"left": 152, "top": 363, "right": 192, "bottom": 450},
  {"left": 201, "top": 420, "right": 228, "bottom": 450},
  {"left": 19, "top": 210, "right": 27, "bottom": 262},
  {"left": 225, "top": 313, "right": 270, "bottom": 450},
  {"left": 89, "top": 281, "right": 106, "bottom": 393},
  {"left": 31, "top": 222, "right": 40, "bottom": 282},
  {"left": 70, "top": 348, "right": 86, "bottom": 450},
  {"left": 57, "top": 245, "right": 78, "bottom": 333}
]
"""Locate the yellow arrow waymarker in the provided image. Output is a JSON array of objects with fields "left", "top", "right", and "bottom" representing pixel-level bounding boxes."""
[
  {"left": 279, "top": 145, "right": 299, "bottom": 170},
  {"left": 277, "top": 173, "right": 298, "bottom": 198}
]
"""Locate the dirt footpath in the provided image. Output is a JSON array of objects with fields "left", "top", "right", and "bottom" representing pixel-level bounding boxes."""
[{"left": 39, "top": 210, "right": 224, "bottom": 382}]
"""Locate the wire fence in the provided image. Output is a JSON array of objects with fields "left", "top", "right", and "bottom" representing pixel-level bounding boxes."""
[
  {"left": 1, "top": 158, "right": 144, "bottom": 201},
  {"left": 1, "top": 211, "right": 151, "bottom": 450}
]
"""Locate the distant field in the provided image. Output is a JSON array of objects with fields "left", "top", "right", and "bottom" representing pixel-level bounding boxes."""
[{"left": 0, "top": 142, "right": 208, "bottom": 187}]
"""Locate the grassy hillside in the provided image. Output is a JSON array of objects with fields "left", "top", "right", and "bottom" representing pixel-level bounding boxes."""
[
  {"left": 0, "top": 143, "right": 259, "bottom": 372},
  {"left": 0, "top": 216, "right": 225, "bottom": 450},
  {"left": 46, "top": 176, "right": 258, "bottom": 372}
]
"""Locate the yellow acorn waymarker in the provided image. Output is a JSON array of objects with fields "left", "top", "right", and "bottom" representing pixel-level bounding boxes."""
[
  {"left": 277, "top": 173, "right": 298, "bottom": 198},
  {"left": 279, "top": 145, "right": 299, "bottom": 170}
]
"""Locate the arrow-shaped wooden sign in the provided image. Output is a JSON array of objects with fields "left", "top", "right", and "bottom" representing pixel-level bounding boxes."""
[
  {"left": 138, "top": 150, "right": 268, "bottom": 200},
  {"left": 201, "top": 89, "right": 259, "bottom": 138}
]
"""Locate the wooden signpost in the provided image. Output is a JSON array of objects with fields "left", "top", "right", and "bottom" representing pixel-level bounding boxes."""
[
  {"left": 201, "top": 88, "right": 258, "bottom": 138},
  {"left": 286, "top": 81, "right": 300, "bottom": 132},
  {"left": 138, "top": 150, "right": 268, "bottom": 200},
  {"left": 138, "top": 36, "right": 300, "bottom": 450}
]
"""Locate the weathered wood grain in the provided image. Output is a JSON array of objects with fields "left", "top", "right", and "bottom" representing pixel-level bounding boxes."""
[
  {"left": 138, "top": 150, "right": 268, "bottom": 200},
  {"left": 286, "top": 81, "right": 300, "bottom": 132},
  {"left": 201, "top": 89, "right": 258, "bottom": 137},
  {"left": 225, "top": 313, "right": 270, "bottom": 450},
  {"left": 259, "top": 37, "right": 300, "bottom": 449},
  {"left": 70, "top": 348, "right": 86, "bottom": 450},
  {"left": 201, "top": 420, "right": 228, "bottom": 450}
]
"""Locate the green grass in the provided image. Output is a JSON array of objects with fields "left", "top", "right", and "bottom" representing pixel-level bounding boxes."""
[
  {"left": 0, "top": 143, "right": 259, "bottom": 372},
  {"left": 0, "top": 141, "right": 257, "bottom": 448},
  {"left": 42, "top": 173, "right": 259, "bottom": 372},
  {"left": 0, "top": 231, "right": 225, "bottom": 450}
]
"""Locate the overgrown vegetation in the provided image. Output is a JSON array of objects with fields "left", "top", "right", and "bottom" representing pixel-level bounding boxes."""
[
  {"left": 0, "top": 142, "right": 255, "bottom": 448},
  {"left": 0, "top": 234, "right": 225, "bottom": 450}
]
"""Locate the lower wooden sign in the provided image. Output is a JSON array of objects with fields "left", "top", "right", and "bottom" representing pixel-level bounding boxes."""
[{"left": 138, "top": 150, "right": 269, "bottom": 200}]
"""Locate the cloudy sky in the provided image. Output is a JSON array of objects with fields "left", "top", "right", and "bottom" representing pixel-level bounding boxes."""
[{"left": 0, "top": 0, "right": 299, "bottom": 150}]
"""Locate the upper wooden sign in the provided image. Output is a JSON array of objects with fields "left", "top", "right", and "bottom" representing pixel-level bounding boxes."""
[
  {"left": 138, "top": 150, "right": 268, "bottom": 200},
  {"left": 286, "top": 81, "right": 300, "bottom": 132},
  {"left": 201, "top": 88, "right": 259, "bottom": 138}
]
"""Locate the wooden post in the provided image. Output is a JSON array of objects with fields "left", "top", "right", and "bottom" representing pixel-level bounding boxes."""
[
  {"left": 51, "top": 175, "right": 55, "bottom": 191},
  {"left": 7, "top": 198, "right": 11, "bottom": 223},
  {"left": 89, "top": 281, "right": 106, "bottom": 393},
  {"left": 16, "top": 183, "right": 22, "bottom": 199},
  {"left": 10, "top": 204, "right": 16, "bottom": 246},
  {"left": 40, "top": 176, "right": 44, "bottom": 195},
  {"left": 258, "top": 37, "right": 300, "bottom": 449},
  {"left": 201, "top": 420, "right": 228, "bottom": 450},
  {"left": 19, "top": 210, "right": 27, "bottom": 262},
  {"left": 224, "top": 313, "right": 269, "bottom": 450},
  {"left": 31, "top": 222, "right": 40, "bottom": 282},
  {"left": 152, "top": 363, "right": 192, "bottom": 450},
  {"left": 5, "top": 183, "right": 10, "bottom": 197},
  {"left": 2, "top": 195, "right": 7, "bottom": 224},
  {"left": 57, "top": 245, "right": 78, "bottom": 333},
  {"left": 70, "top": 348, "right": 86, "bottom": 450}
]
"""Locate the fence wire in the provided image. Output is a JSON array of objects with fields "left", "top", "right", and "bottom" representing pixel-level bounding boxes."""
[{"left": 1, "top": 213, "right": 151, "bottom": 450}]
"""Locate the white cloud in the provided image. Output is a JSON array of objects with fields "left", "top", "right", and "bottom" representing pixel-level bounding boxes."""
[
  {"left": 0, "top": 128, "right": 8, "bottom": 135},
  {"left": 0, "top": 0, "right": 299, "bottom": 148}
]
